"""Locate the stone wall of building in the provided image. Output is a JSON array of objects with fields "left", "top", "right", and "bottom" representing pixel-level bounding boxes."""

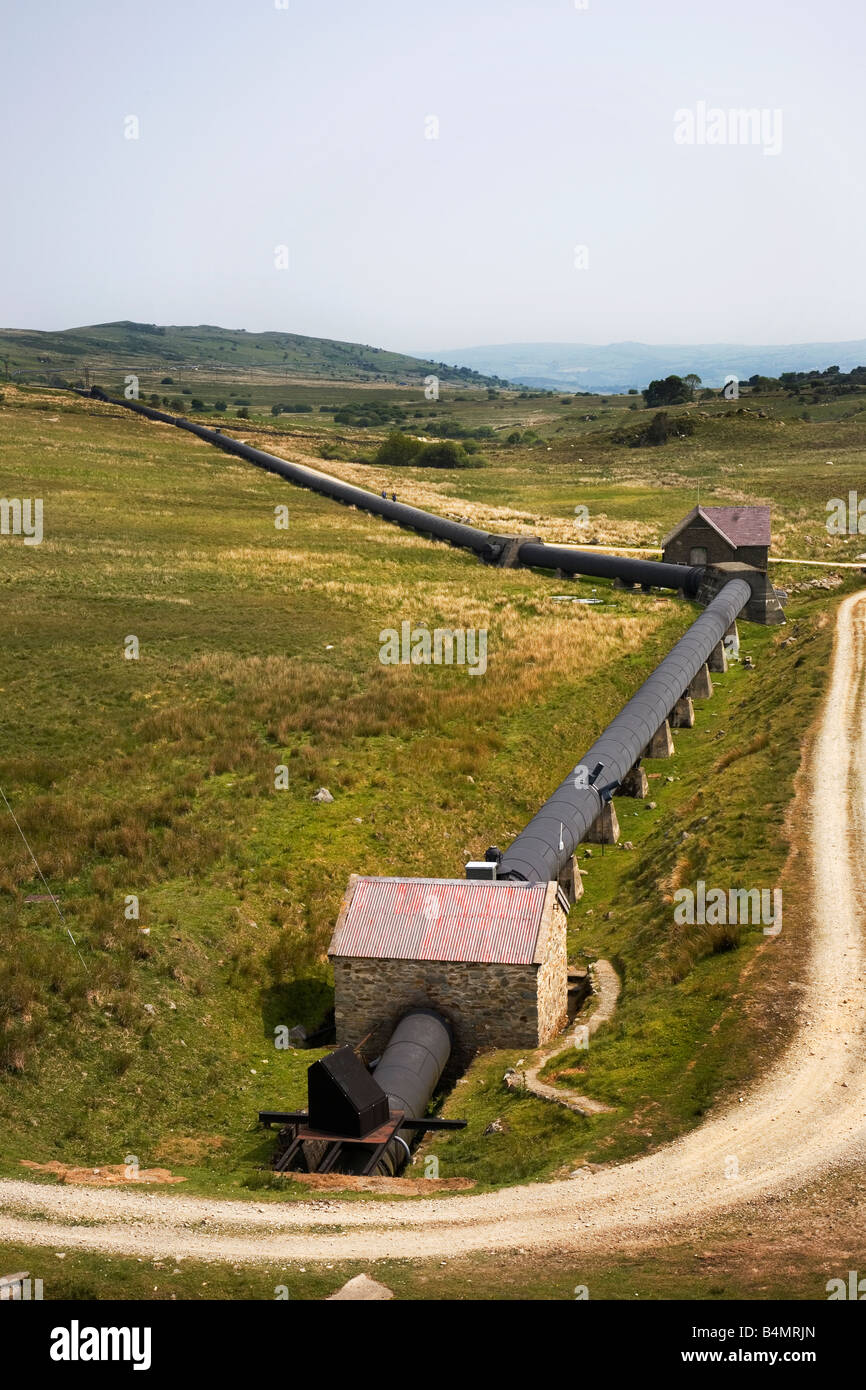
[
  {"left": 332, "top": 956, "right": 540, "bottom": 1059},
  {"left": 534, "top": 897, "right": 569, "bottom": 1044}
]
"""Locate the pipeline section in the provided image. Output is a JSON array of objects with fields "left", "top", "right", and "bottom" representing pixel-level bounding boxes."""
[
  {"left": 88, "top": 393, "right": 705, "bottom": 596},
  {"left": 497, "top": 577, "right": 751, "bottom": 884},
  {"left": 518, "top": 540, "right": 703, "bottom": 594},
  {"left": 352, "top": 1010, "right": 452, "bottom": 1176}
]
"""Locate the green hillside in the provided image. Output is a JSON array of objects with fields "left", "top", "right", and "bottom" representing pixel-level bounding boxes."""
[{"left": 0, "top": 320, "right": 509, "bottom": 389}]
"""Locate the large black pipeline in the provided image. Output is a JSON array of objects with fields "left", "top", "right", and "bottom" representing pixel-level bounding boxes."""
[
  {"left": 498, "top": 578, "right": 751, "bottom": 884},
  {"left": 87, "top": 392, "right": 705, "bottom": 596},
  {"left": 518, "top": 540, "right": 703, "bottom": 594},
  {"left": 344, "top": 1009, "right": 452, "bottom": 1177}
]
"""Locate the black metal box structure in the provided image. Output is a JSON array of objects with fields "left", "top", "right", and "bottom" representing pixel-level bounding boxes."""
[{"left": 307, "top": 1045, "right": 390, "bottom": 1138}]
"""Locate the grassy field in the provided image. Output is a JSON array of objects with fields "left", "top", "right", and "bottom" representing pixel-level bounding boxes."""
[
  {"left": 0, "top": 380, "right": 862, "bottom": 1212},
  {"left": 61, "top": 375, "right": 866, "bottom": 581},
  {"left": 0, "top": 1237, "right": 835, "bottom": 1301}
]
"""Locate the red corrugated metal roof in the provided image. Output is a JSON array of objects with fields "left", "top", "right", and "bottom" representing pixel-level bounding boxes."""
[{"left": 329, "top": 877, "right": 547, "bottom": 965}]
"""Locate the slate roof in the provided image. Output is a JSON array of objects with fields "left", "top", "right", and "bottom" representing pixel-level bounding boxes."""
[{"left": 662, "top": 505, "right": 771, "bottom": 550}]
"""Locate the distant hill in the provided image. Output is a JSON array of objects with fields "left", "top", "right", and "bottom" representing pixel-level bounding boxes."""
[
  {"left": 0, "top": 321, "right": 509, "bottom": 389},
  {"left": 423, "top": 339, "right": 866, "bottom": 393}
]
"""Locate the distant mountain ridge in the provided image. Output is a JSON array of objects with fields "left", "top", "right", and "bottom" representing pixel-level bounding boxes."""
[
  {"left": 0, "top": 321, "right": 509, "bottom": 388},
  {"left": 422, "top": 339, "right": 866, "bottom": 393}
]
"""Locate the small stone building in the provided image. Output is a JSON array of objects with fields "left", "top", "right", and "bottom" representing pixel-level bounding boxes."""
[
  {"left": 662, "top": 505, "right": 771, "bottom": 572},
  {"left": 329, "top": 875, "right": 568, "bottom": 1058}
]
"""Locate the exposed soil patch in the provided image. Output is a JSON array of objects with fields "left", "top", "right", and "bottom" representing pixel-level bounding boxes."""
[
  {"left": 20, "top": 1161, "right": 186, "bottom": 1187},
  {"left": 279, "top": 1172, "right": 475, "bottom": 1195}
]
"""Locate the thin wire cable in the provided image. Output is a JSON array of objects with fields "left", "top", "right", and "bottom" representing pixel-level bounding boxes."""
[{"left": 0, "top": 785, "right": 89, "bottom": 971}]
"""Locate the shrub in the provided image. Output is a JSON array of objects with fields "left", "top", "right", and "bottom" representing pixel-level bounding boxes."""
[
  {"left": 416, "top": 439, "right": 459, "bottom": 466},
  {"left": 417, "top": 440, "right": 481, "bottom": 468},
  {"left": 372, "top": 431, "right": 482, "bottom": 469},
  {"left": 374, "top": 431, "right": 423, "bottom": 468},
  {"left": 236, "top": 407, "right": 250, "bottom": 419},
  {"left": 612, "top": 411, "right": 695, "bottom": 448},
  {"left": 334, "top": 401, "right": 405, "bottom": 428}
]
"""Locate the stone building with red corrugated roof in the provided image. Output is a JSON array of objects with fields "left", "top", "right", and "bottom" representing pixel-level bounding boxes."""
[{"left": 328, "top": 875, "right": 568, "bottom": 1056}]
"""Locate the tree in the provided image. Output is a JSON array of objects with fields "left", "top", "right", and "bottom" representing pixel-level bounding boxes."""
[
  {"left": 683, "top": 373, "right": 702, "bottom": 398},
  {"left": 643, "top": 375, "right": 692, "bottom": 407}
]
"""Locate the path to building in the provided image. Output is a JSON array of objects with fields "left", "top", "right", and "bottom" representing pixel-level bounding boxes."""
[
  {"left": 506, "top": 960, "right": 621, "bottom": 1115},
  {"left": 0, "top": 594, "right": 864, "bottom": 1266}
]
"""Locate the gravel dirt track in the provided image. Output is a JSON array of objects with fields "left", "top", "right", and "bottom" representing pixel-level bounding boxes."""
[{"left": 1, "top": 592, "right": 864, "bottom": 1267}]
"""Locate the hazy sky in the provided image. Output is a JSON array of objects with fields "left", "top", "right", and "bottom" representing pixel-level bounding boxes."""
[{"left": 3, "top": 0, "right": 863, "bottom": 350}]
